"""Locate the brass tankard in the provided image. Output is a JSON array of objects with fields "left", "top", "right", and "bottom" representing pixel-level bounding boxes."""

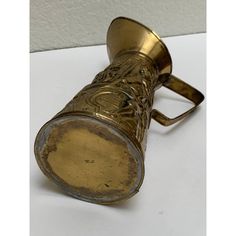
[{"left": 34, "top": 17, "right": 204, "bottom": 204}]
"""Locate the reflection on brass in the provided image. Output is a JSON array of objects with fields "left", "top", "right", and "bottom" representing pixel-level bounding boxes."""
[{"left": 34, "top": 17, "right": 204, "bottom": 204}]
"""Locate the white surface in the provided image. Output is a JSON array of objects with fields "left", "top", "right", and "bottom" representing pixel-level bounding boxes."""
[
  {"left": 30, "top": 34, "right": 206, "bottom": 236},
  {"left": 30, "top": 0, "right": 206, "bottom": 52}
]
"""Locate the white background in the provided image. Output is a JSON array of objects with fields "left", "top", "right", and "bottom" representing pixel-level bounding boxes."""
[
  {"left": 31, "top": 33, "right": 206, "bottom": 236},
  {"left": 30, "top": 0, "right": 206, "bottom": 52}
]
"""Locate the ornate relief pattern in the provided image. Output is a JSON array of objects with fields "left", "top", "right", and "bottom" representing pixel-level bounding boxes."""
[{"left": 55, "top": 53, "right": 159, "bottom": 147}]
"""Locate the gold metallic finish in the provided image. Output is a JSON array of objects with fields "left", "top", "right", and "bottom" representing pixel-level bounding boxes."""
[{"left": 34, "top": 17, "right": 204, "bottom": 204}]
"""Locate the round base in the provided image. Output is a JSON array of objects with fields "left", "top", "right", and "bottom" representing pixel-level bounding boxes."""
[{"left": 34, "top": 115, "right": 144, "bottom": 204}]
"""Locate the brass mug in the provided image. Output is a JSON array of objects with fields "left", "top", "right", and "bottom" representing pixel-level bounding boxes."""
[{"left": 34, "top": 17, "right": 204, "bottom": 204}]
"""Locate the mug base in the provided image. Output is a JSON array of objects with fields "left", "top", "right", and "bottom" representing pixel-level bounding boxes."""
[{"left": 34, "top": 115, "right": 144, "bottom": 204}]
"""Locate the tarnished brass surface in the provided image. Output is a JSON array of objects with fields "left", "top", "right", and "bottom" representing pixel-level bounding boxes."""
[{"left": 34, "top": 17, "right": 204, "bottom": 204}]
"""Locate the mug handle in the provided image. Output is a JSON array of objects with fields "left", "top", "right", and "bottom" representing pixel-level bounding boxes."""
[{"left": 151, "top": 75, "right": 204, "bottom": 126}]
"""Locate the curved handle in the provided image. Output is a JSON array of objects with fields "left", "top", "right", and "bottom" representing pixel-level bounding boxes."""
[{"left": 151, "top": 75, "right": 204, "bottom": 126}]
